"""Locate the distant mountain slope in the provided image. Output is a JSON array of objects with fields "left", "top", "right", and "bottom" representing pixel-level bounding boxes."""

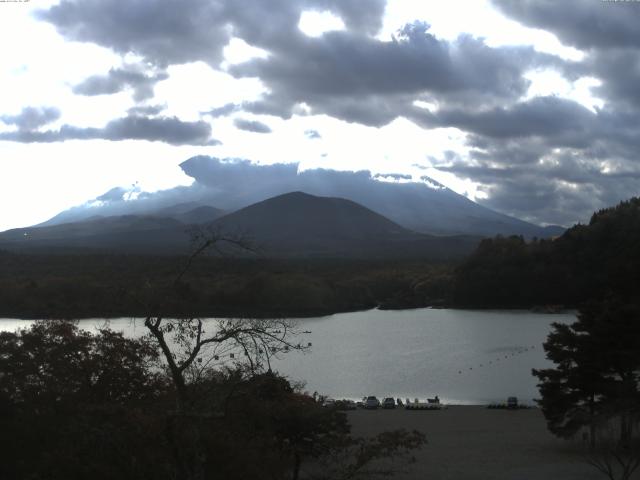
[
  {"left": 0, "top": 215, "right": 191, "bottom": 254},
  {"left": 178, "top": 157, "right": 564, "bottom": 238},
  {"left": 173, "top": 206, "right": 225, "bottom": 225},
  {"left": 33, "top": 156, "right": 564, "bottom": 238},
  {"left": 211, "top": 192, "right": 479, "bottom": 259},
  {"left": 214, "top": 191, "right": 408, "bottom": 239},
  {"left": 150, "top": 201, "right": 204, "bottom": 217},
  {"left": 0, "top": 192, "right": 480, "bottom": 259}
]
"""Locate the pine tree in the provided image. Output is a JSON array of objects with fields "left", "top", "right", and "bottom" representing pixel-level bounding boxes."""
[{"left": 533, "top": 296, "right": 640, "bottom": 447}]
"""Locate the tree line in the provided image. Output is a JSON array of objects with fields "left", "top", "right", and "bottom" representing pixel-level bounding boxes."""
[
  {"left": 0, "top": 319, "right": 426, "bottom": 480},
  {"left": 453, "top": 197, "right": 640, "bottom": 308}
]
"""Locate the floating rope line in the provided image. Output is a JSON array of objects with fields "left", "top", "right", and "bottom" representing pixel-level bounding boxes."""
[{"left": 456, "top": 345, "right": 538, "bottom": 375}]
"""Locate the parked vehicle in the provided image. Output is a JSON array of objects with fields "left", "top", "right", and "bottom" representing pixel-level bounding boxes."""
[
  {"left": 364, "top": 396, "right": 380, "bottom": 409},
  {"left": 382, "top": 397, "right": 396, "bottom": 409}
]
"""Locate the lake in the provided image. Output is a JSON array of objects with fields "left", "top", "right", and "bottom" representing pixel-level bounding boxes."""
[{"left": 0, "top": 308, "right": 575, "bottom": 405}]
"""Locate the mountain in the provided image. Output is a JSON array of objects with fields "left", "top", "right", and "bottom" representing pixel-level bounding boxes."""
[
  {"left": 172, "top": 206, "right": 225, "bottom": 225},
  {"left": 0, "top": 192, "right": 479, "bottom": 259},
  {"left": 149, "top": 201, "right": 206, "bottom": 218},
  {"left": 34, "top": 156, "right": 564, "bottom": 238},
  {"left": 0, "top": 215, "right": 190, "bottom": 254},
  {"left": 148, "top": 202, "right": 225, "bottom": 224},
  {"left": 176, "top": 157, "right": 565, "bottom": 238},
  {"left": 209, "top": 191, "right": 479, "bottom": 258}
]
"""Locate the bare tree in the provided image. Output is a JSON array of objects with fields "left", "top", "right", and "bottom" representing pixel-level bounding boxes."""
[
  {"left": 140, "top": 228, "right": 308, "bottom": 480},
  {"left": 585, "top": 416, "right": 640, "bottom": 480},
  {"left": 144, "top": 315, "right": 307, "bottom": 410}
]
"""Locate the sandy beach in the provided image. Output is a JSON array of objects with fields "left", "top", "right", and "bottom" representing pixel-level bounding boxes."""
[{"left": 347, "top": 406, "right": 617, "bottom": 480}]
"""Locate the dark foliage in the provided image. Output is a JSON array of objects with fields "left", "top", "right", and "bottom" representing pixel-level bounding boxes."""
[
  {"left": 0, "top": 255, "right": 454, "bottom": 318},
  {"left": 454, "top": 197, "right": 640, "bottom": 308},
  {"left": 0, "top": 321, "right": 169, "bottom": 480},
  {"left": 533, "top": 297, "right": 640, "bottom": 447},
  {"left": 0, "top": 321, "right": 425, "bottom": 480}
]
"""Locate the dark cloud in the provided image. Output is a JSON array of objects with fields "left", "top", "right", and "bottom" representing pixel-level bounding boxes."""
[
  {"left": 0, "top": 115, "right": 215, "bottom": 146},
  {"left": 492, "top": 0, "right": 640, "bottom": 50},
  {"left": 581, "top": 49, "right": 640, "bottom": 109},
  {"left": 73, "top": 66, "right": 168, "bottom": 101},
  {"left": 127, "top": 104, "right": 166, "bottom": 116},
  {"left": 304, "top": 129, "right": 321, "bottom": 139},
  {"left": 423, "top": 2, "right": 640, "bottom": 223},
  {"left": 231, "top": 22, "right": 562, "bottom": 125},
  {"left": 433, "top": 96, "right": 596, "bottom": 144},
  {"left": 492, "top": 1, "right": 640, "bottom": 107},
  {"left": 37, "top": 0, "right": 230, "bottom": 67},
  {"left": 233, "top": 118, "right": 272, "bottom": 134},
  {"left": 38, "top": 0, "right": 386, "bottom": 68},
  {"left": 439, "top": 157, "right": 640, "bottom": 227},
  {"left": 39, "top": 2, "right": 564, "bottom": 126},
  {"left": 431, "top": 103, "right": 640, "bottom": 225},
  {"left": 202, "top": 103, "right": 240, "bottom": 118},
  {"left": 1, "top": 106, "right": 61, "bottom": 130},
  {"left": 104, "top": 115, "right": 215, "bottom": 144}
]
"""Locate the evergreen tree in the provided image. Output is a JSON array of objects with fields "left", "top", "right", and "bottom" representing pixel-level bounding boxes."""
[{"left": 533, "top": 297, "right": 640, "bottom": 447}]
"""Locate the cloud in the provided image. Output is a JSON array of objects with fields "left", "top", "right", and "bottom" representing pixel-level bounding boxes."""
[
  {"left": 492, "top": 0, "right": 640, "bottom": 109},
  {"left": 171, "top": 156, "right": 531, "bottom": 234},
  {"left": 0, "top": 115, "right": 216, "bottom": 145},
  {"left": 374, "top": 173, "right": 412, "bottom": 181},
  {"left": 73, "top": 66, "right": 169, "bottom": 102},
  {"left": 439, "top": 157, "right": 640, "bottom": 227},
  {"left": 95, "top": 186, "right": 128, "bottom": 202},
  {"left": 32, "top": 0, "right": 640, "bottom": 226},
  {"left": 233, "top": 118, "right": 272, "bottom": 133},
  {"left": 492, "top": 0, "right": 640, "bottom": 50},
  {"left": 202, "top": 103, "right": 241, "bottom": 118},
  {"left": 1, "top": 106, "right": 61, "bottom": 130},
  {"left": 127, "top": 104, "right": 166, "bottom": 116},
  {"left": 230, "top": 22, "right": 563, "bottom": 126},
  {"left": 37, "top": 0, "right": 386, "bottom": 68},
  {"left": 430, "top": 105, "right": 640, "bottom": 225},
  {"left": 37, "top": 0, "right": 231, "bottom": 67},
  {"left": 432, "top": 96, "right": 597, "bottom": 144},
  {"left": 39, "top": 2, "right": 564, "bottom": 127}
]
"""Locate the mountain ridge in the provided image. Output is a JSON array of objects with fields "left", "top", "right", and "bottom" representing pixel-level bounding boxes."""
[
  {"left": 30, "top": 156, "right": 564, "bottom": 238},
  {"left": 0, "top": 191, "right": 480, "bottom": 259}
]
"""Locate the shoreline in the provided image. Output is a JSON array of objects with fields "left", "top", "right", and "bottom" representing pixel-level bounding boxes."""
[{"left": 0, "top": 305, "right": 577, "bottom": 321}]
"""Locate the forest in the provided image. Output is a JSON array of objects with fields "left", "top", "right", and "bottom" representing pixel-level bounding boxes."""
[
  {"left": 1, "top": 197, "right": 639, "bottom": 318},
  {"left": 453, "top": 197, "right": 640, "bottom": 308},
  {"left": 0, "top": 253, "right": 453, "bottom": 318}
]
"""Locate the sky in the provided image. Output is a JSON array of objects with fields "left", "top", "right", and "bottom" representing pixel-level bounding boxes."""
[{"left": 1, "top": 0, "right": 639, "bottom": 232}]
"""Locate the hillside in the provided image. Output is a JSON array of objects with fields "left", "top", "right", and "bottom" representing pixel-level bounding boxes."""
[
  {"left": 0, "top": 192, "right": 479, "bottom": 259},
  {"left": 0, "top": 215, "right": 191, "bottom": 254},
  {"left": 36, "top": 156, "right": 564, "bottom": 238},
  {"left": 453, "top": 197, "right": 640, "bottom": 307},
  {"left": 211, "top": 191, "right": 479, "bottom": 259}
]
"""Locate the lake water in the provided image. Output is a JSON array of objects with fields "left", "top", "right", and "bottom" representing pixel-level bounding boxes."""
[{"left": 0, "top": 308, "right": 575, "bottom": 405}]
